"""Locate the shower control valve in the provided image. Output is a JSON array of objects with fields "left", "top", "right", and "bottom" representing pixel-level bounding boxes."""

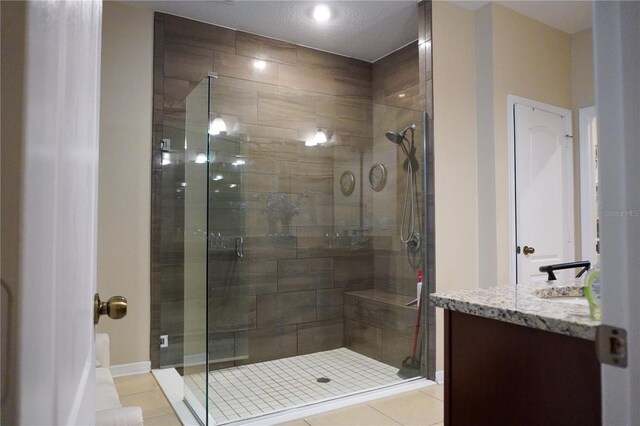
[{"left": 406, "top": 232, "right": 421, "bottom": 254}]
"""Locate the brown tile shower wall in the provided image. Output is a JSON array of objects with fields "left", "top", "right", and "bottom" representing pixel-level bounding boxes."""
[
  {"left": 342, "top": 40, "right": 426, "bottom": 367},
  {"left": 373, "top": 42, "right": 422, "bottom": 111},
  {"left": 151, "top": 13, "right": 377, "bottom": 368}
]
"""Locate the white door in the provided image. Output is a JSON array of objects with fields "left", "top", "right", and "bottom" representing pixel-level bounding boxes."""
[
  {"left": 579, "top": 106, "right": 599, "bottom": 265},
  {"left": 594, "top": 1, "right": 640, "bottom": 424},
  {"left": 513, "top": 102, "right": 574, "bottom": 283},
  {"left": 0, "top": 1, "right": 102, "bottom": 424}
]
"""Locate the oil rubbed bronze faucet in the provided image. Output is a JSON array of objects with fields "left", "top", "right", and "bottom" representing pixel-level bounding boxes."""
[{"left": 539, "top": 261, "right": 591, "bottom": 281}]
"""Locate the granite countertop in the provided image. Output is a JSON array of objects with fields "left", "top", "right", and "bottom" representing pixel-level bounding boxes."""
[{"left": 430, "top": 280, "right": 600, "bottom": 340}]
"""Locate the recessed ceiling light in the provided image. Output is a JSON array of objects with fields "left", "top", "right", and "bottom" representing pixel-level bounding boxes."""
[
  {"left": 253, "top": 60, "right": 266, "bottom": 70},
  {"left": 398, "top": 93, "right": 406, "bottom": 98},
  {"left": 313, "top": 4, "right": 331, "bottom": 22}
]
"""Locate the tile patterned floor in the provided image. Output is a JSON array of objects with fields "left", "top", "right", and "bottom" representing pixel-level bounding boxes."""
[
  {"left": 184, "top": 348, "right": 405, "bottom": 424},
  {"left": 278, "top": 385, "right": 444, "bottom": 426},
  {"left": 113, "top": 373, "right": 181, "bottom": 426},
  {"left": 117, "top": 372, "right": 444, "bottom": 426}
]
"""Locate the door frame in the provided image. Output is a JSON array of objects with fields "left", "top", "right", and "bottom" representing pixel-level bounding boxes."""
[
  {"left": 507, "top": 95, "right": 574, "bottom": 284},
  {"left": 579, "top": 106, "right": 598, "bottom": 264},
  {"left": 594, "top": 1, "right": 640, "bottom": 423}
]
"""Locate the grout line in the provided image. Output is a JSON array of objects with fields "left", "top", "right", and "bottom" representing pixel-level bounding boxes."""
[
  {"left": 191, "top": 348, "right": 407, "bottom": 424},
  {"left": 366, "top": 404, "right": 405, "bottom": 425}
]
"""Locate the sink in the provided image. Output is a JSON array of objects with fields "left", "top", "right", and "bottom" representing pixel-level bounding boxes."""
[
  {"left": 532, "top": 286, "right": 589, "bottom": 306},
  {"left": 541, "top": 295, "right": 589, "bottom": 306}
]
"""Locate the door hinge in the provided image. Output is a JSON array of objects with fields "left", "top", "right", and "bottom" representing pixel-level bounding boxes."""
[{"left": 596, "top": 324, "right": 627, "bottom": 368}]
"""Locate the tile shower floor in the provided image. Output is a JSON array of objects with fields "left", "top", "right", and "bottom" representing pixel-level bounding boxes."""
[{"left": 184, "top": 348, "right": 406, "bottom": 424}]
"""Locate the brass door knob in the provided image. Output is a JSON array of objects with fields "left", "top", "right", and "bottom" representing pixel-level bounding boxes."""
[
  {"left": 94, "top": 293, "right": 128, "bottom": 324},
  {"left": 523, "top": 246, "right": 535, "bottom": 255}
]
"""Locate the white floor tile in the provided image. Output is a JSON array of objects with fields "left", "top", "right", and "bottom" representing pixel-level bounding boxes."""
[{"left": 186, "top": 348, "right": 404, "bottom": 425}]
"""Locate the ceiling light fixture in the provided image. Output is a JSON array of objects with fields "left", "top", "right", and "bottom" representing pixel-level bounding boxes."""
[
  {"left": 195, "top": 153, "right": 207, "bottom": 164},
  {"left": 253, "top": 60, "right": 266, "bottom": 70},
  {"left": 313, "top": 4, "right": 331, "bottom": 22}
]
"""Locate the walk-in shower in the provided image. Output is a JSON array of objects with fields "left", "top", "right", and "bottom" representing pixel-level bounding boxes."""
[
  {"left": 152, "top": 6, "right": 435, "bottom": 424},
  {"left": 177, "top": 71, "right": 429, "bottom": 424}
]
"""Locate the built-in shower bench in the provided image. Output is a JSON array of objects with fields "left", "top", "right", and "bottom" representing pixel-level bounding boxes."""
[{"left": 344, "top": 289, "right": 420, "bottom": 369}]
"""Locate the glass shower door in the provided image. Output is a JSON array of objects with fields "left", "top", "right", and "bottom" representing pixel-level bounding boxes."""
[
  {"left": 183, "top": 74, "right": 251, "bottom": 424},
  {"left": 183, "top": 76, "right": 210, "bottom": 421}
]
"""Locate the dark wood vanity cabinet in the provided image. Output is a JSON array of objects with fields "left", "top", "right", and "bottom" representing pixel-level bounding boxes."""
[{"left": 444, "top": 310, "right": 601, "bottom": 425}]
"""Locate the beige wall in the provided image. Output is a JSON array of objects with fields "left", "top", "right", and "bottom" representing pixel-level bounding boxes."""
[
  {"left": 479, "top": 3, "right": 572, "bottom": 285},
  {"left": 432, "top": 1, "right": 592, "bottom": 371},
  {"left": 432, "top": 1, "right": 478, "bottom": 371},
  {"left": 571, "top": 29, "right": 595, "bottom": 112},
  {"left": 96, "top": 1, "right": 153, "bottom": 365}
]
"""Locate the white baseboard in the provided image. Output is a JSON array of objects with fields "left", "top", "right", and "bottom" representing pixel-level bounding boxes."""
[
  {"left": 110, "top": 361, "right": 151, "bottom": 378},
  {"left": 435, "top": 370, "right": 445, "bottom": 384}
]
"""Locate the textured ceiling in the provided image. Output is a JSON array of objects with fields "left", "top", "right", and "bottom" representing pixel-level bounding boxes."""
[
  {"left": 134, "top": 1, "right": 592, "bottom": 63},
  {"left": 138, "top": 1, "right": 420, "bottom": 62}
]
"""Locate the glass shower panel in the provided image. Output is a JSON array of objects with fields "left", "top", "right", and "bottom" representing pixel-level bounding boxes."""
[
  {"left": 206, "top": 121, "right": 250, "bottom": 367},
  {"left": 183, "top": 77, "right": 210, "bottom": 420}
]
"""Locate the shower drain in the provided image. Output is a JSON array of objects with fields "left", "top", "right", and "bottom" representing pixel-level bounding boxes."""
[{"left": 316, "top": 377, "right": 331, "bottom": 383}]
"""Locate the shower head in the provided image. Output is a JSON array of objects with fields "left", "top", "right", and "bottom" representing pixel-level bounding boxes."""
[
  {"left": 385, "top": 131, "right": 404, "bottom": 145},
  {"left": 386, "top": 131, "right": 412, "bottom": 160},
  {"left": 386, "top": 124, "right": 416, "bottom": 145},
  {"left": 386, "top": 124, "right": 418, "bottom": 173}
]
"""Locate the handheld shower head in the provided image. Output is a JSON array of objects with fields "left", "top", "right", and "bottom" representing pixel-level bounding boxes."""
[
  {"left": 386, "top": 131, "right": 411, "bottom": 159},
  {"left": 386, "top": 124, "right": 421, "bottom": 253},
  {"left": 386, "top": 124, "right": 417, "bottom": 160},
  {"left": 386, "top": 124, "right": 416, "bottom": 145},
  {"left": 385, "top": 131, "right": 404, "bottom": 145}
]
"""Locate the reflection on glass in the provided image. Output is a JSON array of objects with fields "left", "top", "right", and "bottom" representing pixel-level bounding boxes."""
[{"left": 208, "top": 117, "right": 226, "bottom": 136}]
